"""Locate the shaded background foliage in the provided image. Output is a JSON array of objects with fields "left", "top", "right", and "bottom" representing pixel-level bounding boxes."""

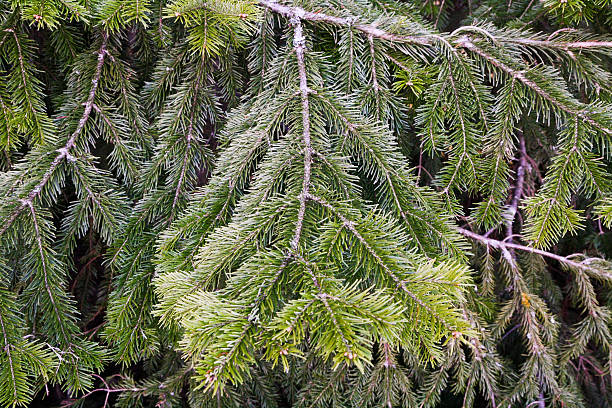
[{"left": 1, "top": 0, "right": 612, "bottom": 407}]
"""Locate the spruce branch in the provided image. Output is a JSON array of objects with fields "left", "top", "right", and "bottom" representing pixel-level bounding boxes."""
[
  {"left": 171, "top": 53, "right": 207, "bottom": 214},
  {"left": 455, "top": 35, "right": 612, "bottom": 136},
  {"left": 307, "top": 193, "right": 459, "bottom": 333},
  {"left": 0, "top": 309, "right": 19, "bottom": 405},
  {"left": 3, "top": 1, "right": 612, "bottom": 405},
  {"left": 1, "top": 27, "right": 55, "bottom": 148},
  {"left": 28, "top": 202, "right": 70, "bottom": 342},
  {"left": 289, "top": 15, "right": 313, "bottom": 253},
  {"left": 259, "top": 1, "right": 612, "bottom": 55},
  {"left": 457, "top": 227, "right": 611, "bottom": 279},
  {"left": 258, "top": 0, "right": 432, "bottom": 45},
  {"left": 0, "top": 33, "right": 109, "bottom": 237}
]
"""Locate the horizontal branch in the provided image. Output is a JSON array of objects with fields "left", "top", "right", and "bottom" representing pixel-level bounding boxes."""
[
  {"left": 258, "top": 0, "right": 432, "bottom": 45},
  {"left": 509, "top": 38, "right": 612, "bottom": 50},
  {"left": 457, "top": 227, "right": 611, "bottom": 277},
  {"left": 258, "top": 1, "right": 612, "bottom": 53}
]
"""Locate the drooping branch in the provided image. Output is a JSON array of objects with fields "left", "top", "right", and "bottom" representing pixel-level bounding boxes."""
[
  {"left": 455, "top": 35, "right": 612, "bottom": 136},
  {"left": 5, "top": 28, "right": 47, "bottom": 143},
  {"left": 28, "top": 202, "right": 69, "bottom": 343},
  {"left": 0, "top": 34, "right": 109, "bottom": 237},
  {"left": 289, "top": 16, "right": 313, "bottom": 252},
  {"left": 307, "top": 193, "right": 458, "bottom": 332},
  {"left": 199, "top": 15, "right": 318, "bottom": 385},
  {"left": 297, "top": 255, "right": 354, "bottom": 356},
  {"left": 171, "top": 55, "right": 206, "bottom": 215}
]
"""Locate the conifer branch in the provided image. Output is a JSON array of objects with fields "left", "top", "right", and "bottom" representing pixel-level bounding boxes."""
[
  {"left": 298, "top": 256, "right": 354, "bottom": 355},
  {"left": 28, "top": 202, "right": 69, "bottom": 343},
  {"left": 307, "top": 193, "right": 457, "bottom": 332},
  {"left": 455, "top": 36, "right": 612, "bottom": 135},
  {"left": 258, "top": 0, "right": 432, "bottom": 45},
  {"left": 0, "top": 34, "right": 109, "bottom": 237},
  {"left": 259, "top": 2, "right": 612, "bottom": 54},
  {"left": 4, "top": 28, "right": 47, "bottom": 143},
  {"left": 4, "top": 1, "right": 612, "bottom": 405},
  {"left": 457, "top": 227, "right": 610, "bottom": 277},
  {"left": 0, "top": 312, "right": 17, "bottom": 403},
  {"left": 171, "top": 55, "right": 206, "bottom": 214},
  {"left": 290, "top": 16, "right": 312, "bottom": 252},
  {"left": 323, "top": 100, "right": 431, "bottom": 253}
]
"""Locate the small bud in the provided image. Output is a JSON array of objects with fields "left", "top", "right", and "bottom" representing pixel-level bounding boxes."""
[
  {"left": 521, "top": 292, "right": 531, "bottom": 309},
  {"left": 451, "top": 331, "right": 462, "bottom": 339}
]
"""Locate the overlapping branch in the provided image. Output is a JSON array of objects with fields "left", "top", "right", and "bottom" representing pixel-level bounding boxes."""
[
  {"left": 0, "top": 34, "right": 109, "bottom": 237},
  {"left": 455, "top": 35, "right": 612, "bottom": 136}
]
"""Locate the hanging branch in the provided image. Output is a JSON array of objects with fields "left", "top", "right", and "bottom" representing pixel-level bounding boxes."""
[
  {"left": 290, "top": 15, "right": 313, "bottom": 252},
  {"left": 0, "top": 34, "right": 109, "bottom": 237},
  {"left": 455, "top": 35, "right": 612, "bottom": 135}
]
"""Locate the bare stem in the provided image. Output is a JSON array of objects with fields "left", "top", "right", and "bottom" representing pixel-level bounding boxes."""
[
  {"left": 457, "top": 227, "right": 610, "bottom": 277},
  {"left": 505, "top": 134, "right": 528, "bottom": 243}
]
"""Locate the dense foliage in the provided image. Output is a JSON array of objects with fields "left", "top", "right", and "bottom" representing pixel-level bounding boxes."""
[{"left": 1, "top": 0, "right": 612, "bottom": 407}]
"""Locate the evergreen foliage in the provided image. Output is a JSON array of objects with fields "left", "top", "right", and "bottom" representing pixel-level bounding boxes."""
[{"left": 1, "top": 0, "right": 612, "bottom": 407}]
